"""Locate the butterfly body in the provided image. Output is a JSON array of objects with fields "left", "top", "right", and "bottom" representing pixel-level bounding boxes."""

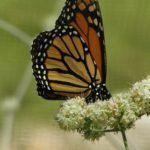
[{"left": 31, "top": 0, "right": 111, "bottom": 103}]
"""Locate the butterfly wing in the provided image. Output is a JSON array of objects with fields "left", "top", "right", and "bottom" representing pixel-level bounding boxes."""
[
  {"left": 31, "top": 0, "right": 111, "bottom": 102},
  {"left": 56, "top": 0, "right": 107, "bottom": 83},
  {"left": 31, "top": 25, "right": 101, "bottom": 100}
]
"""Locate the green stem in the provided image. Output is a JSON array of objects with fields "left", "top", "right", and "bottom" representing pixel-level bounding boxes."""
[
  {"left": 93, "top": 127, "right": 130, "bottom": 150},
  {"left": 121, "top": 130, "right": 129, "bottom": 150},
  {"left": 92, "top": 128, "right": 120, "bottom": 133}
]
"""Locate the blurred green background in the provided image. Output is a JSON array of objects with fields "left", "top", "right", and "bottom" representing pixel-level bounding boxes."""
[{"left": 0, "top": 0, "right": 150, "bottom": 150}]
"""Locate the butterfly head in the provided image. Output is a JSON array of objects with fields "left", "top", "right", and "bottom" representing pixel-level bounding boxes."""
[{"left": 86, "top": 83, "right": 111, "bottom": 103}]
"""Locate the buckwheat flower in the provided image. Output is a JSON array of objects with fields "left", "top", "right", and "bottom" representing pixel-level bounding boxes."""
[
  {"left": 56, "top": 76, "right": 150, "bottom": 141},
  {"left": 78, "top": 93, "right": 137, "bottom": 141},
  {"left": 80, "top": 101, "right": 110, "bottom": 140},
  {"left": 106, "top": 99, "right": 120, "bottom": 128},
  {"left": 109, "top": 93, "right": 138, "bottom": 130},
  {"left": 130, "top": 76, "right": 150, "bottom": 116},
  {"left": 56, "top": 97, "right": 87, "bottom": 131},
  {"left": 86, "top": 101, "right": 110, "bottom": 128},
  {"left": 56, "top": 94, "right": 138, "bottom": 141}
]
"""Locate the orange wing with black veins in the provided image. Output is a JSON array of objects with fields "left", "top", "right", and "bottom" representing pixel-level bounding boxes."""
[{"left": 56, "top": 0, "right": 107, "bottom": 83}]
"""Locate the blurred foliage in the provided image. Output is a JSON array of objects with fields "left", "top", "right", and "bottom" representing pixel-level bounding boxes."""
[
  {"left": 0, "top": 0, "right": 150, "bottom": 133},
  {"left": 102, "top": 1, "right": 150, "bottom": 91}
]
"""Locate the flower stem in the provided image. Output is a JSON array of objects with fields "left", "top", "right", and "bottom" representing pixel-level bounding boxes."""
[
  {"left": 121, "top": 130, "right": 129, "bottom": 150},
  {"left": 92, "top": 129, "right": 120, "bottom": 133}
]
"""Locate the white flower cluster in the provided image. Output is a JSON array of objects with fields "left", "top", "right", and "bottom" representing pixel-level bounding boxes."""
[
  {"left": 56, "top": 97, "right": 87, "bottom": 130},
  {"left": 130, "top": 76, "right": 150, "bottom": 116},
  {"left": 56, "top": 76, "right": 150, "bottom": 141}
]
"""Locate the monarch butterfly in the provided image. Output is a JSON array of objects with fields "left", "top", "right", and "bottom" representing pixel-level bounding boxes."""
[{"left": 31, "top": 0, "right": 111, "bottom": 103}]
